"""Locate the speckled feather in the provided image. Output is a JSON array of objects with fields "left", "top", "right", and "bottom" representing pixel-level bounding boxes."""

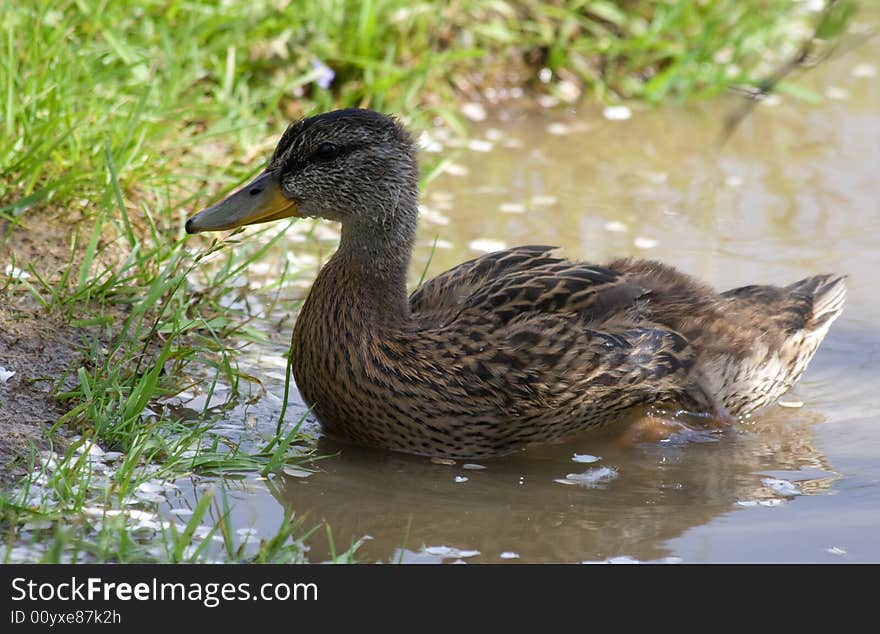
[{"left": 226, "top": 109, "right": 846, "bottom": 459}]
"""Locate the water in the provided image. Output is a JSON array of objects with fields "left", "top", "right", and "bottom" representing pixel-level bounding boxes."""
[{"left": 164, "top": 19, "right": 880, "bottom": 563}]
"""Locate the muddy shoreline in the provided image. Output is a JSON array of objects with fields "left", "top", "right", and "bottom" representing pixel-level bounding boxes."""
[
  {"left": 0, "top": 302, "right": 81, "bottom": 485},
  {"left": 0, "top": 214, "right": 116, "bottom": 486}
]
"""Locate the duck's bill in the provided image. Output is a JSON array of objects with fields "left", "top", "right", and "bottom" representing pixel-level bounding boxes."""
[{"left": 185, "top": 171, "right": 300, "bottom": 234}]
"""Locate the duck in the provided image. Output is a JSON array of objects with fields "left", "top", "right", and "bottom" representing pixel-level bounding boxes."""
[{"left": 185, "top": 108, "right": 847, "bottom": 459}]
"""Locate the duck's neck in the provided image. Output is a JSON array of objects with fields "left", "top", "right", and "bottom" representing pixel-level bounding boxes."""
[{"left": 317, "top": 208, "right": 417, "bottom": 324}]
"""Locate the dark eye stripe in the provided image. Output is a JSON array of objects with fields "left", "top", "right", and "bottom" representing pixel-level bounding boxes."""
[{"left": 278, "top": 141, "right": 359, "bottom": 179}]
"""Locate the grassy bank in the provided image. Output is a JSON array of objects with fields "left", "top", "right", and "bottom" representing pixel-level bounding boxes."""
[
  {"left": 1, "top": 0, "right": 853, "bottom": 219},
  {"left": 0, "top": 0, "right": 855, "bottom": 562}
]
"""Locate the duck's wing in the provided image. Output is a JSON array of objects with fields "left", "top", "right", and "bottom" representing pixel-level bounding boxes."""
[
  {"left": 409, "top": 245, "right": 562, "bottom": 319},
  {"left": 401, "top": 256, "right": 702, "bottom": 452},
  {"left": 456, "top": 259, "right": 649, "bottom": 326},
  {"left": 409, "top": 307, "right": 698, "bottom": 453},
  {"left": 443, "top": 258, "right": 705, "bottom": 418}
]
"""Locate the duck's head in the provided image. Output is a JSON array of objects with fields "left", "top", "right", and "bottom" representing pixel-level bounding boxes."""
[{"left": 185, "top": 109, "right": 419, "bottom": 235}]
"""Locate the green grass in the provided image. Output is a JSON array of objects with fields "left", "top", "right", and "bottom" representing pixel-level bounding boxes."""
[
  {"left": 0, "top": 0, "right": 848, "bottom": 221},
  {"left": 0, "top": 0, "right": 854, "bottom": 563}
]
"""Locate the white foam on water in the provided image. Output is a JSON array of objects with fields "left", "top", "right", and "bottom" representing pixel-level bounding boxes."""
[
  {"left": 467, "top": 139, "right": 493, "bottom": 153},
  {"left": 499, "top": 202, "right": 527, "bottom": 214},
  {"left": 282, "top": 467, "right": 313, "bottom": 478},
  {"left": 555, "top": 467, "right": 618, "bottom": 487},
  {"left": 634, "top": 236, "right": 658, "bottom": 249},
  {"left": 603, "top": 105, "right": 632, "bottom": 121},
  {"left": 603, "top": 221, "right": 628, "bottom": 233},
  {"left": 762, "top": 478, "right": 800, "bottom": 497},
  {"left": 468, "top": 239, "right": 507, "bottom": 253},
  {"left": 736, "top": 499, "right": 785, "bottom": 508},
  {"left": 424, "top": 545, "right": 481, "bottom": 559},
  {"left": 778, "top": 400, "right": 804, "bottom": 408},
  {"left": 460, "top": 102, "right": 487, "bottom": 122}
]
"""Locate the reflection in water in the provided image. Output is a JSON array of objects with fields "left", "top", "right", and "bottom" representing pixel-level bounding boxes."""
[{"left": 269, "top": 407, "right": 834, "bottom": 563}]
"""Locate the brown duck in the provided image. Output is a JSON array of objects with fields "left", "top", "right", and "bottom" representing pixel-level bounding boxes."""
[{"left": 186, "top": 108, "right": 847, "bottom": 459}]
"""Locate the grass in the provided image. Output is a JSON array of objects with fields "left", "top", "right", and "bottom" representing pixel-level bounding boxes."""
[{"left": 0, "top": 0, "right": 855, "bottom": 562}]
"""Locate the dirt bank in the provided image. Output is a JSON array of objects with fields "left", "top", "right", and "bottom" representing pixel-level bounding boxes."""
[
  {"left": 0, "top": 303, "right": 85, "bottom": 485},
  {"left": 0, "top": 216, "right": 97, "bottom": 486}
]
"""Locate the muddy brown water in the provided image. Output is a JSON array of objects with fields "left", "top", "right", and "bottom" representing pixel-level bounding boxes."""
[{"left": 165, "top": 22, "right": 880, "bottom": 563}]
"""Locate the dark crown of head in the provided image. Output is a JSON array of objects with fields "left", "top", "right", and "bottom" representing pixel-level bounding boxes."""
[{"left": 269, "top": 108, "right": 414, "bottom": 169}]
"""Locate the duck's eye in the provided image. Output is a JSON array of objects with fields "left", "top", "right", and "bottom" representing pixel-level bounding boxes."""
[{"left": 312, "top": 142, "right": 339, "bottom": 161}]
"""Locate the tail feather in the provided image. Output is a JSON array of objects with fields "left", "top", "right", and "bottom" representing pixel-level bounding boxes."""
[
  {"left": 704, "top": 273, "right": 847, "bottom": 418},
  {"left": 788, "top": 274, "right": 847, "bottom": 331}
]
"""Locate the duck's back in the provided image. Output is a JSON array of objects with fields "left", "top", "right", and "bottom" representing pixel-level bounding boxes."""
[
  {"left": 409, "top": 245, "right": 563, "bottom": 325},
  {"left": 412, "top": 249, "right": 846, "bottom": 421}
]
